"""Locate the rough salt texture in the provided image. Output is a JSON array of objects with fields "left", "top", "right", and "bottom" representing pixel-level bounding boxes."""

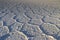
[{"left": 0, "top": 0, "right": 60, "bottom": 40}]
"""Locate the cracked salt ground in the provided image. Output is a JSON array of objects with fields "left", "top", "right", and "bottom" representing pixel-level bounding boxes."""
[
  {"left": 42, "top": 15, "right": 60, "bottom": 25},
  {"left": 21, "top": 23, "right": 43, "bottom": 37},
  {"left": 5, "top": 31, "right": 28, "bottom": 40},
  {"left": 40, "top": 23, "right": 60, "bottom": 36},
  {"left": 0, "top": 1, "right": 60, "bottom": 40},
  {"left": 28, "top": 19, "right": 43, "bottom": 25},
  {"left": 0, "top": 26, "right": 9, "bottom": 40},
  {"left": 9, "top": 22, "right": 23, "bottom": 32},
  {"left": 0, "top": 21, "right": 9, "bottom": 38}
]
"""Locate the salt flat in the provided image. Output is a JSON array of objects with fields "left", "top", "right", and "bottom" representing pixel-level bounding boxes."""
[{"left": 0, "top": 0, "right": 60, "bottom": 40}]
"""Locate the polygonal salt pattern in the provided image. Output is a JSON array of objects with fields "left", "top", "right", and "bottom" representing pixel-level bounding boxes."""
[
  {"left": 46, "top": 35, "right": 57, "bottom": 40},
  {"left": 5, "top": 31, "right": 28, "bottom": 40},
  {"left": 0, "top": 1, "right": 60, "bottom": 40},
  {"left": 42, "top": 5, "right": 56, "bottom": 14},
  {"left": 29, "top": 5, "right": 50, "bottom": 16},
  {"left": 0, "top": 8, "right": 10, "bottom": 17},
  {"left": 28, "top": 19, "right": 43, "bottom": 25},
  {"left": 15, "top": 14, "right": 30, "bottom": 23},
  {"left": 9, "top": 22, "right": 23, "bottom": 32},
  {"left": 6, "top": 18, "right": 16, "bottom": 26},
  {"left": 10, "top": 6, "right": 30, "bottom": 23},
  {"left": 25, "top": 11, "right": 43, "bottom": 19},
  {"left": 0, "top": 26, "right": 9, "bottom": 37},
  {"left": 2, "top": 12, "right": 15, "bottom": 22},
  {"left": 21, "top": 23, "right": 43, "bottom": 37},
  {"left": 40, "top": 23, "right": 60, "bottom": 36},
  {"left": 28, "top": 34, "right": 47, "bottom": 40},
  {"left": 42, "top": 15, "right": 60, "bottom": 25},
  {"left": 49, "top": 8, "right": 60, "bottom": 19}
]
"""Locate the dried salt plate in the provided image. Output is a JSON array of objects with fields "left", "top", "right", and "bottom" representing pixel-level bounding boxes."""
[
  {"left": 5, "top": 31, "right": 28, "bottom": 40},
  {"left": 46, "top": 35, "right": 56, "bottom": 40},
  {"left": 0, "top": 26, "right": 9, "bottom": 37}
]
